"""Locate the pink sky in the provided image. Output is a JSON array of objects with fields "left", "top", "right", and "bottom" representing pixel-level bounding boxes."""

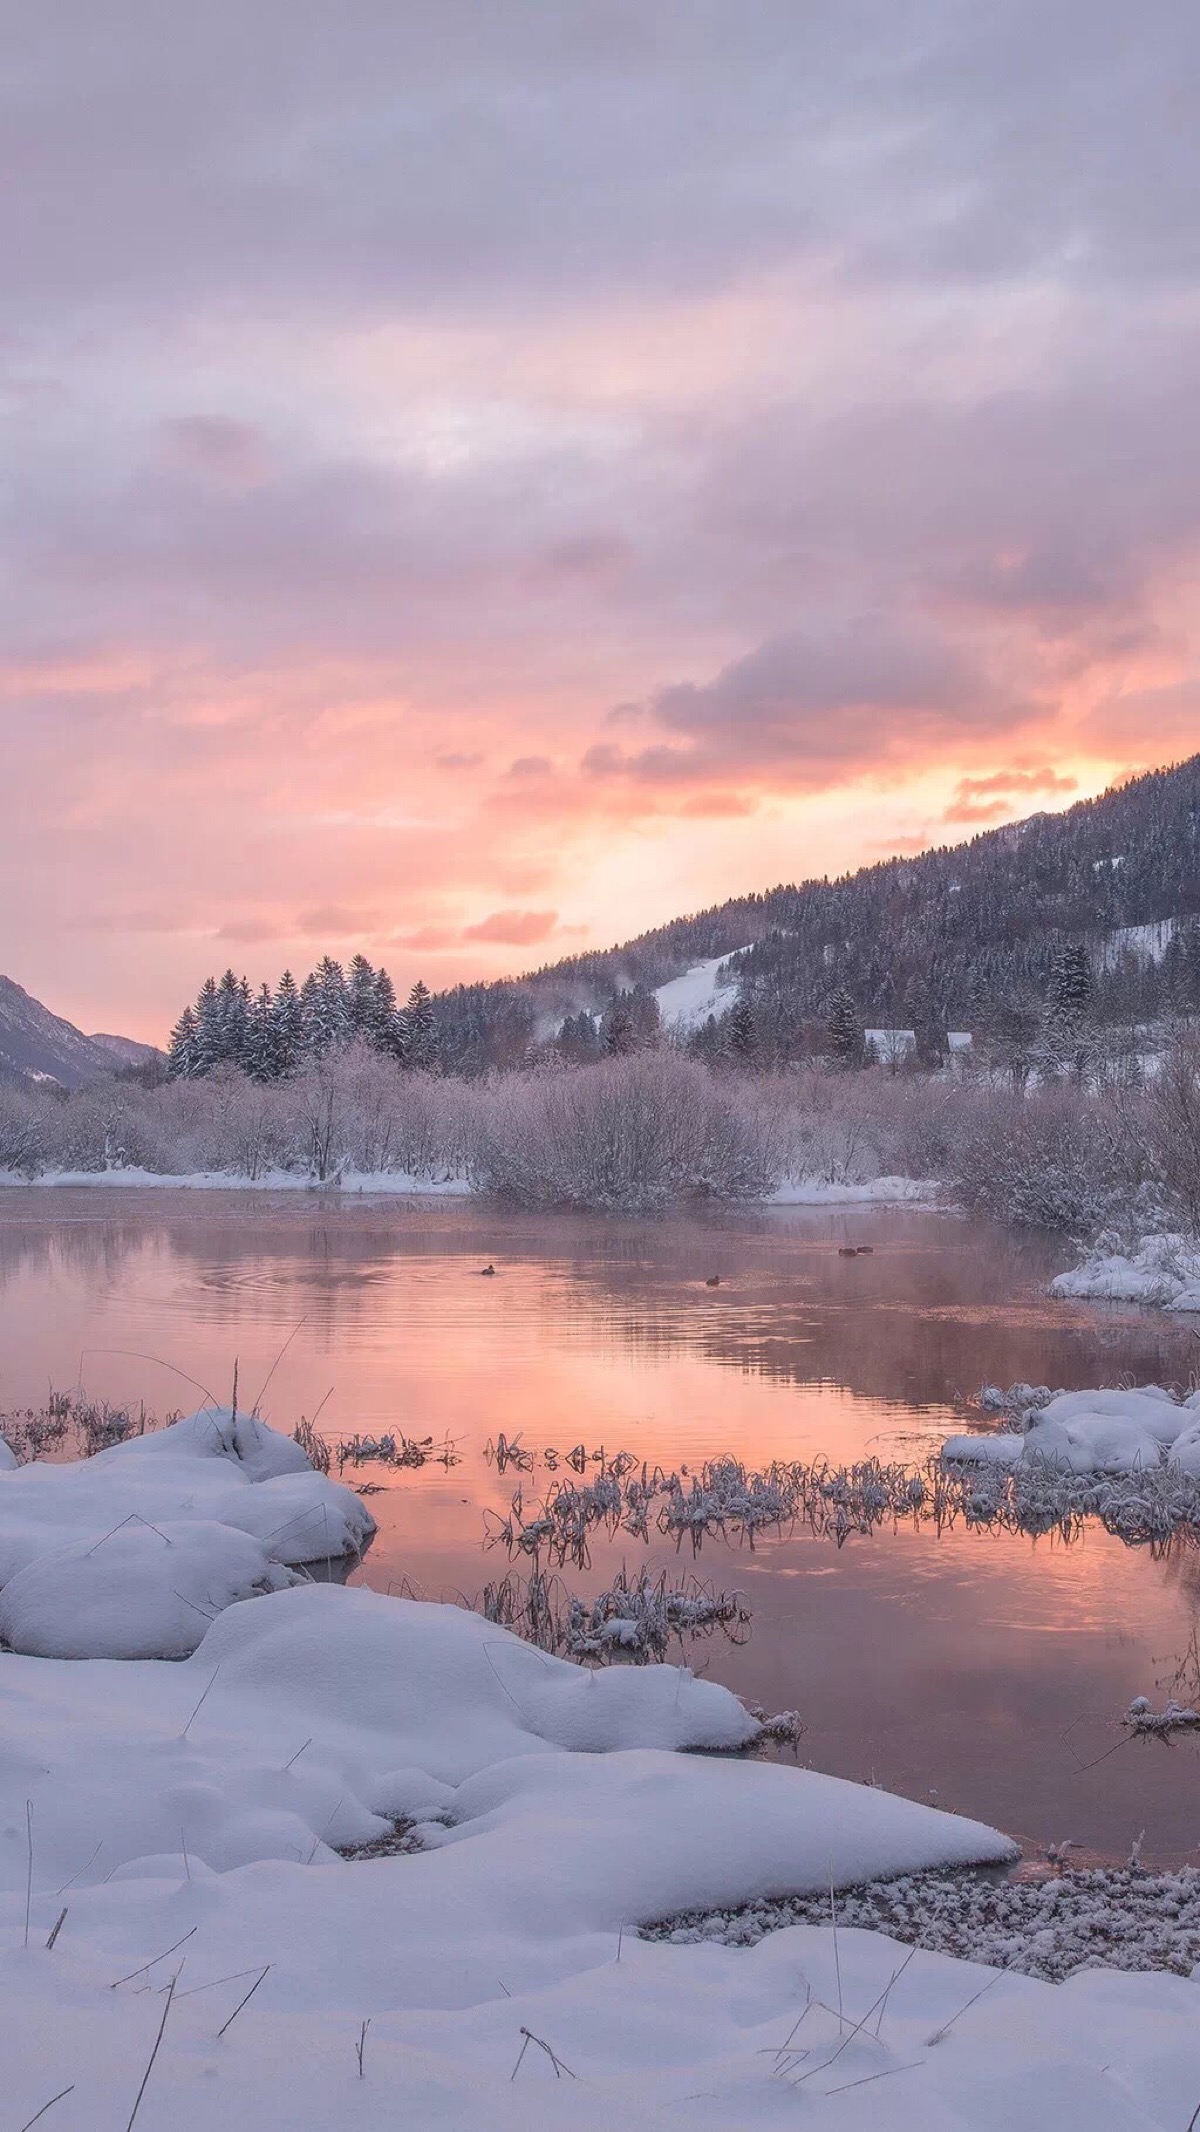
[{"left": 3, "top": 4, "right": 1198, "bottom": 1041}]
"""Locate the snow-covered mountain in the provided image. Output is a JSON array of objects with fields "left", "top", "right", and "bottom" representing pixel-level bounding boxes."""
[
  {"left": 89, "top": 1031, "right": 161, "bottom": 1069},
  {"left": 0, "top": 977, "right": 147, "bottom": 1088}
]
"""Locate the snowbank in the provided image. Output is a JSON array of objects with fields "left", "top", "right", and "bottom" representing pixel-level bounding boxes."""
[
  {"left": 769, "top": 1173, "right": 938, "bottom": 1205},
  {"left": 0, "top": 1408, "right": 374, "bottom": 1654},
  {"left": 0, "top": 1580, "right": 1195, "bottom": 2130},
  {"left": 943, "top": 1383, "right": 1200, "bottom": 1477},
  {"left": 1052, "top": 1233, "right": 1200, "bottom": 1312}
]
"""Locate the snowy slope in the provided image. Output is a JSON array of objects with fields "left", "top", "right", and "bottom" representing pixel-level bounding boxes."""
[
  {"left": 654, "top": 950, "right": 749, "bottom": 1031},
  {"left": 0, "top": 975, "right": 138, "bottom": 1087}
]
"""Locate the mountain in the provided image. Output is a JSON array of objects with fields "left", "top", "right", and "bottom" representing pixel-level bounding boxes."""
[
  {"left": 89, "top": 1032, "right": 162, "bottom": 1069},
  {"left": 0, "top": 978, "right": 148, "bottom": 1089},
  {"left": 432, "top": 754, "right": 1200, "bottom": 1070}
]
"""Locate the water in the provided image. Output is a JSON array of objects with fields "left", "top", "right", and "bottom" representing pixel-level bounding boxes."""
[{"left": 1, "top": 1187, "right": 1198, "bottom": 1865}]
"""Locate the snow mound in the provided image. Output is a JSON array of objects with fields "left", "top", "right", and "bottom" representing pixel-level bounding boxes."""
[
  {"left": 0, "top": 1407, "right": 374, "bottom": 1634},
  {"left": 943, "top": 1384, "right": 1200, "bottom": 1476},
  {"left": 1052, "top": 1233, "right": 1200, "bottom": 1312},
  {"left": 0, "top": 1520, "right": 294, "bottom": 1658},
  {"left": 2, "top": 1570, "right": 1181, "bottom": 2132}
]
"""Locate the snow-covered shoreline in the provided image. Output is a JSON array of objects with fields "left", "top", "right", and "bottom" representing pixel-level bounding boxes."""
[
  {"left": 1, "top": 1406, "right": 1198, "bottom": 2125},
  {"left": 0, "top": 1163, "right": 935, "bottom": 1205}
]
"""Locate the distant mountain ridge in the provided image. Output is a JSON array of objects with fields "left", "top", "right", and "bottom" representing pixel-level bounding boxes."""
[{"left": 0, "top": 978, "right": 154, "bottom": 1088}]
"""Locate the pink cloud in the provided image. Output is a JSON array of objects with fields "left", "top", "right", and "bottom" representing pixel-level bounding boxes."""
[{"left": 463, "top": 909, "right": 559, "bottom": 946}]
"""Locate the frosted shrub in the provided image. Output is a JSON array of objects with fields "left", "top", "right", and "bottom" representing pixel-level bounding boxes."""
[{"left": 477, "top": 1053, "right": 774, "bottom": 1209}]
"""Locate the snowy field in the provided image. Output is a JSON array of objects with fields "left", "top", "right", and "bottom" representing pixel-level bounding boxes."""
[{"left": 1, "top": 1406, "right": 1199, "bottom": 2127}]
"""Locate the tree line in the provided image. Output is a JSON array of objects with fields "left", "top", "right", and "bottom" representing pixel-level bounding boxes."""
[{"left": 167, "top": 957, "right": 439, "bottom": 1080}]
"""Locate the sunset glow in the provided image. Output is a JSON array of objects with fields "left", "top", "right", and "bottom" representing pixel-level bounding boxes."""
[{"left": 3, "top": 4, "right": 1197, "bottom": 1038}]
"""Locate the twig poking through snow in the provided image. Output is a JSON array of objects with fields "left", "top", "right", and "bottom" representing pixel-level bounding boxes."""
[
  {"left": 124, "top": 1973, "right": 177, "bottom": 2132},
  {"left": 17, "top": 2085, "right": 76, "bottom": 2132},
  {"left": 44, "top": 1907, "right": 67, "bottom": 1952},
  {"left": 23, "top": 1799, "right": 33, "bottom": 1950},
  {"left": 179, "top": 1666, "right": 221, "bottom": 1740},
  {"left": 510, "top": 2028, "right": 578, "bottom": 2082},
  {"left": 110, "top": 1928, "right": 197, "bottom": 1990},
  {"left": 356, "top": 2019, "right": 370, "bottom": 2077},
  {"left": 215, "top": 1963, "right": 271, "bottom": 2039}
]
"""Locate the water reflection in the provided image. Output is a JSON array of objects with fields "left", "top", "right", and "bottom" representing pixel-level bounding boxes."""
[{"left": 0, "top": 1187, "right": 1197, "bottom": 1861}]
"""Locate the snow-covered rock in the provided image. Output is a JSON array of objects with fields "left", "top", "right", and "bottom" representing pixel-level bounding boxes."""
[
  {"left": 0, "top": 1408, "right": 374, "bottom": 1646},
  {"left": 1052, "top": 1233, "right": 1200, "bottom": 1312},
  {"left": 0, "top": 1519, "right": 294, "bottom": 1658},
  {"left": 943, "top": 1384, "right": 1200, "bottom": 1476}
]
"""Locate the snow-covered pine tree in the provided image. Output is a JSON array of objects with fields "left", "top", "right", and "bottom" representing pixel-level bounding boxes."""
[
  {"left": 728, "top": 992, "right": 757, "bottom": 1064},
  {"left": 244, "top": 983, "right": 279, "bottom": 1081},
  {"left": 370, "top": 966, "right": 401, "bottom": 1056},
  {"left": 347, "top": 954, "right": 378, "bottom": 1042},
  {"left": 826, "top": 986, "right": 863, "bottom": 1069},
  {"left": 273, "top": 971, "right": 304, "bottom": 1076},
  {"left": 191, "top": 977, "right": 222, "bottom": 1075},
  {"left": 302, "top": 956, "right": 350, "bottom": 1055},
  {"left": 167, "top": 1004, "right": 200, "bottom": 1078},
  {"left": 1043, "top": 941, "right": 1094, "bottom": 1081},
  {"left": 211, "top": 969, "right": 250, "bottom": 1069},
  {"left": 602, "top": 993, "right": 636, "bottom": 1055},
  {"left": 399, "top": 979, "right": 438, "bottom": 1071}
]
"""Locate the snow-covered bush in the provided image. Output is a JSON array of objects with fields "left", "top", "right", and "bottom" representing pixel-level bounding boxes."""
[{"left": 475, "top": 1051, "right": 775, "bottom": 1208}]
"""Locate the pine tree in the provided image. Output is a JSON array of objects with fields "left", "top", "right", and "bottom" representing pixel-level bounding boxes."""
[
  {"left": 1043, "top": 941, "right": 1094, "bottom": 1080},
  {"left": 826, "top": 987, "right": 863, "bottom": 1069},
  {"left": 273, "top": 971, "right": 304, "bottom": 1076},
  {"left": 192, "top": 976, "right": 223, "bottom": 1075},
  {"left": 347, "top": 954, "right": 378, "bottom": 1042},
  {"left": 371, "top": 966, "right": 401, "bottom": 1056},
  {"left": 244, "top": 983, "right": 279, "bottom": 1082},
  {"left": 728, "top": 993, "right": 757, "bottom": 1065},
  {"left": 302, "top": 956, "right": 350, "bottom": 1055},
  {"left": 602, "top": 993, "right": 636, "bottom": 1056},
  {"left": 400, "top": 979, "right": 438, "bottom": 1071},
  {"left": 211, "top": 969, "right": 249, "bottom": 1069},
  {"left": 167, "top": 1004, "right": 200, "bottom": 1079}
]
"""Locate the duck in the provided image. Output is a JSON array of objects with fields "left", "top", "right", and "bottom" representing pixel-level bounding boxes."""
[
  {"left": 705, "top": 1275, "right": 721, "bottom": 1288},
  {"left": 480, "top": 1263, "right": 496, "bottom": 1276},
  {"left": 837, "top": 1246, "right": 857, "bottom": 1258},
  {"left": 856, "top": 1245, "right": 875, "bottom": 1255}
]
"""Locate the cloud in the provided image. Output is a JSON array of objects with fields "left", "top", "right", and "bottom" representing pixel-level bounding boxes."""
[
  {"left": 942, "top": 764, "right": 1079, "bottom": 822},
  {"left": 4, "top": 1, "right": 1200, "bottom": 1035},
  {"left": 462, "top": 909, "right": 559, "bottom": 945},
  {"left": 506, "top": 755, "right": 555, "bottom": 778},
  {"left": 584, "top": 617, "right": 1035, "bottom": 792}
]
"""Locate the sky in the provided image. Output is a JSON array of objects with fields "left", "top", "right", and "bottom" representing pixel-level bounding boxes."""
[{"left": 3, "top": 2, "right": 1199, "bottom": 1041}]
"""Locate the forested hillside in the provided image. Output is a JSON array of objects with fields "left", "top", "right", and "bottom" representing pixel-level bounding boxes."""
[
  {"left": 434, "top": 754, "right": 1200, "bottom": 1070},
  {"left": 170, "top": 755, "right": 1200, "bottom": 1080}
]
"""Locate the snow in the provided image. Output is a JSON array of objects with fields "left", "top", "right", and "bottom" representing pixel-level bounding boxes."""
[
  {"left": 0, "top": 1166, "right": 472, "bottom": 1195},
  {"left": 1099, "top": 918, "right": 1177, "bottom": 969},
  {"left": 1, "top": 1571, "right": 1198, "bottom": 2126},
  {"left": 1052, "top": 1234, "right": 1200, "bottom": 1313},
  {"left": 943, "top": 1384, "right": 1200, "bottom": 1477},
  {"left": 652, "top": 950, "right": 749, "bottom": 1031},
  {"left": 769, "top": 1174, "right": 938, "bottom": 1205},
  {"left": 0, "top": 1408, "right": 374, "bottom": 1612},
  {"left": 0, "top": 1520, "right": 294, "bottom": 1659}
]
